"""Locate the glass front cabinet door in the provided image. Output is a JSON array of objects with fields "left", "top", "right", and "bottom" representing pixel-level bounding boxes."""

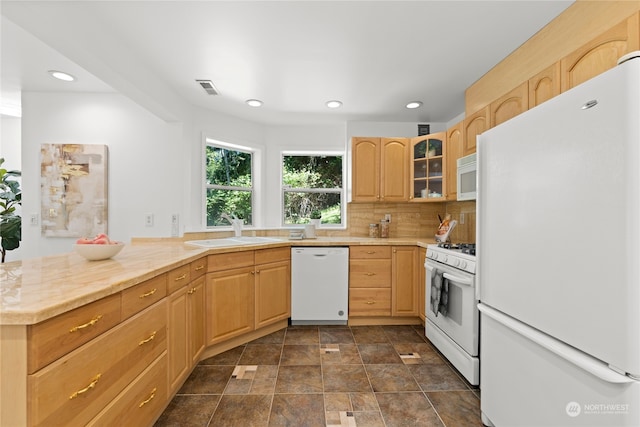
[{"left": 410, "top": 132, "right": 446, "bottom": 201}]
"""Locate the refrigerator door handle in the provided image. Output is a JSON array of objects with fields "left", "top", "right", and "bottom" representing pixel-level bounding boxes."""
[{"left": 478, "top": 303, "right": 636, "bottom": 384}]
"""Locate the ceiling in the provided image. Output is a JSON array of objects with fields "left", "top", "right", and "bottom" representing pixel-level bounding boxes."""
[{"left": 1, "top": 1, "right": 574, "bottom": 125}]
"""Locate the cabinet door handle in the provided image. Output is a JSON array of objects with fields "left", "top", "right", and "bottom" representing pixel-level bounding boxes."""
[
  {"left": 187, "top": 288, "right": 196, "bottom": 295},
  {"left": 138, "top": 331, "right": 157, "bottom": 346},
  {"left": 174, "top": 274, "right": 187, "bottom": 281},
  {"left": 69, "top": 314, "right": 103, "bottom": 333},
  {"left": 365, "top": 272, "right": 376, "bottom": 276},
  {"left": 69, "top": 374, "right": 101, "bottom": 399},
  {"left": 139, "top": 388, "right": 157, "bottom": 408},
  {"left": 366, "top": 301, "right": 376, "bottom": 305},
  {"left": 139, "top": 288, "right": 157, "bottom": 299}
]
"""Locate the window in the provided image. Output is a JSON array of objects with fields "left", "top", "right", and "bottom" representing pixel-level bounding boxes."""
[
  {"left": 282, "top": 154, "right": 344, "bottom": 226},
  {"left": 205, "top": 141, "right": 253, "bottom": 227}
]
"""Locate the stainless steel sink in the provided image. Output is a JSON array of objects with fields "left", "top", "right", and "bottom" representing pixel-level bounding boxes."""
[{"left": 185, "top": 236, "right": 284, "bottom": 248}]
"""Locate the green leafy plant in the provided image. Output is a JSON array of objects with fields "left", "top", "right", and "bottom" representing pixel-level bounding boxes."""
[
  {"left": 0, "top": 158, "right": 22, "bottom": 263},
  {"left": 310, "top": 210, "right": 322, "bottom": 220}
]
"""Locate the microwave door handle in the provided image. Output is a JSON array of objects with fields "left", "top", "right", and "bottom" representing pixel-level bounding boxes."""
[{"left": 442, "top": 272, "right": 473, "bottom": 287}]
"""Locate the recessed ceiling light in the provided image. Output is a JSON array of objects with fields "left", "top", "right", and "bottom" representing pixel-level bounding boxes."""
[
  {"left": 48, "top": 70, "right": 76, "bottom": 82},
  {"left": 406, "top": 101, "right": 423, "bottom": 109},
  {"left": 246, "top": 99, "right": 263, "bottom": 107},
  {"left": 326, "top": 100, "right": 343, "bottom": 109}
]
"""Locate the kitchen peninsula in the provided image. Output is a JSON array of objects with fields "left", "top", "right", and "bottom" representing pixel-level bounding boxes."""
[{"left": 0, "top": 236, "right": 433, "bottom": 426}]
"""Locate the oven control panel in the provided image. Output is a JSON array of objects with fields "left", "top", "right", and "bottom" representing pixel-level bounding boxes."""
[{"left": 426, "top": 245, "right": 476, "bottom": 274}]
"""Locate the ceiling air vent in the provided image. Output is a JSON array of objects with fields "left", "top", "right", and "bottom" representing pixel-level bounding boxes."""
[{"left": 196, "top": 80, "right": 219, "bottom": 95}]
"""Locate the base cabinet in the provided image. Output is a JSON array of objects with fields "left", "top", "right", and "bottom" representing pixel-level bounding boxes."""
[
  {"left": 392, "top": 246, "right": 419, "bottom": 317},
  {"left": 206, "top": 248, "right": 290, "bottom": 346}
]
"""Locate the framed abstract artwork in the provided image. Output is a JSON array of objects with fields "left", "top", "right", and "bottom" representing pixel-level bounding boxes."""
[{"left": 40, "top": 144, "right": 108, "bottom": 238}]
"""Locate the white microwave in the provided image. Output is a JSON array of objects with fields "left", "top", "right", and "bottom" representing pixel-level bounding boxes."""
[{"left": 457, "top": 153, "right": 477, "bottom": 201}]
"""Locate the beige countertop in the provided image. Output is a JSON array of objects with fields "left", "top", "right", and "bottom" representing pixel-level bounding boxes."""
[{"left": 0, "top": 236, "right": 435, "bottom": 326}]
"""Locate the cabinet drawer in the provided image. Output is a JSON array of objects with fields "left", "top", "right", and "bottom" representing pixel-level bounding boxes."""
[
  {"left": 190, "top": 257, "right": 208, "bottom": 280},
  {"left": 350, "top": 246, "right": 391, "bottom": 259},
  {"left": 349, "top": 288, "right": 391, "bottom": 316},
  {"left": 167, "top": 264, "right": 191, "bottom": 294},
  {"left": 121, "top": 274, "right": 167, "bottom": 320},
  {"left": 27, "top": 293, "right": 121, "bottom": 374},
  {"left": 349, "top": 260, "right": 391, "bottom": 287},
  {"left": 208, "top": 251, "right": 254, "bottom": 272},
  {"left": 28, "top": 300, "right": 167, "bottom": 427},
  {"left": 87, "top": 352, "right": 168, "bottom": 427},
  {"left": 255, "top": 246, "right": 289, "bottom": 264}
]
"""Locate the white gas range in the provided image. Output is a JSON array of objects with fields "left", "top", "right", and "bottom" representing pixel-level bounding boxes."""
[{"left": 425, "top": 243, "right": 479, "bottom": 385}]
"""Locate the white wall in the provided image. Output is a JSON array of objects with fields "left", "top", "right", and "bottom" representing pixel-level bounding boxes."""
[
  {"left": 0, "top": 116, "right": 23, "bottom": 262},
  {"left": 20, "top": 92, "right": 184, "bottom": 259}
]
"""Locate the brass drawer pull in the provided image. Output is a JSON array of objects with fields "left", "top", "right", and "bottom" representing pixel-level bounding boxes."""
[
  {"left": 365, "top": 272, "right": 376, "bottom": 276},
  {"left": 194, "top": 265, "right": 204, "bottom": 271},
  {"left": 69, "top": 374, "right": 101, "bottom": 399},
  {"left": 366, "top": 251, "right": 376, "bottom": 254},
  {"left": 138, "top": 331, "right": 157, "bottom": 346},
  {"left": 366, "top": 301, "right": 376, "bottom": 305},
  {"left": 187, "top": 288, "right": 196, "bottom": 295},
  {"left": 139, "top": 288, "right": 157, "bottom": 299},
  {"left": 69, "top": 315, "right": 103, "bottom": 333},
  {"left": 174, "top": 274, "right": 187, "bottom": 281},
  {"left": 139, "top": 388, "right": 157, "bottom": 408}
]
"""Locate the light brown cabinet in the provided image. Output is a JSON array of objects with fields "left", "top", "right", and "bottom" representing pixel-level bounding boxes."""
[
  {"left": 167, "top": 258, "right": 206, "bottom": 394},
  {"left": 349, "top": 245, "right": 419, "bottom": 319},
  {"left": 445, "top": 121, "right": 464, "bottom": 201},
  {"left": 351, "top": 137, "right": 409, "bottom": 202},
  {"left": 529, "top": 62, "right": 561, "bottom": 108},
  {"left": 463, "top": 106, "right": 489, "bottom": 155},
  {"left": 418, "top": 247, "right": 427, "bottom": 322},
  {"left": 206, "top": 248, "right": 290, "bottom": 345},
  {"left": 409, "top": 133, "right": 446, "bottom": 201},
  {"left": 561, "top": 15, "right": 640, "bottom": 92},
  {"left": 255, "top": 248, "right": 291, "bottom": 329},
  {"left": 349, "top": 246, "right": 392, "bottom": 316},
  {"left": 392, "top": 246, "right": 419, "bottom": 317},
  {"left": 28, "top": 300, "right": 167, "bottom": 427},
  {"left": 489, "top": 82, "right": 529, "bottom": 128}
]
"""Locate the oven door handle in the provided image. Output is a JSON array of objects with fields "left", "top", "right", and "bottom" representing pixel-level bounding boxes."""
[{"left": 443, "top": 272, "right": 473, "bottom": 287}]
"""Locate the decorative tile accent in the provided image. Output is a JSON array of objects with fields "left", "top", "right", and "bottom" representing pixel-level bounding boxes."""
[
  {"left": 399, "top": 352, "right": 423, "bottom": 364},
  {"left": 232, "top": 365, "right": 257, "bottom": 379},
  {"left": 327, "top": 410, "right": 357, "bottom": 427}
]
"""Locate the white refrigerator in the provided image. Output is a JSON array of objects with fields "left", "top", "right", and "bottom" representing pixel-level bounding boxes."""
[{"left": 477, "top": 53, "right": 640, "bottom": 426}]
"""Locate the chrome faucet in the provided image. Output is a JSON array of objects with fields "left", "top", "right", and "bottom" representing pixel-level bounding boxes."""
[{"left": 221, "top": 213, "right": 243, "bottom": 237}]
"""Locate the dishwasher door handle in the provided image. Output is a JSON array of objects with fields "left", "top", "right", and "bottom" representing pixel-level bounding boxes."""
[{"left": 313, "top": 254, "right": 327, "bottom": 257}]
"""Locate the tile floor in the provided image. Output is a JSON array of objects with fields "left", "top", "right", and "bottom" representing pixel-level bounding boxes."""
[{"left": 155, "top": 324, "right": 483, "bottom": 427}]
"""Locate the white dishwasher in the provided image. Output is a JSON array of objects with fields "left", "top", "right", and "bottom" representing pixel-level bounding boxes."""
[{"left": 291, "top": 247, "right": 349, "bottom": 325}]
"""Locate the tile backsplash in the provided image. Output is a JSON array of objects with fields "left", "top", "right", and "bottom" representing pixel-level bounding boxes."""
[{"left": 339, "top": 200, "right": 476, "bottom": 242}]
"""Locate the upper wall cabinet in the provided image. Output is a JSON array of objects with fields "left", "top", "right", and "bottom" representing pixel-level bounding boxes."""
[
  {"left": 409, "top": 133, "right": 446, "bottom": 201},
  {"left": 529, "top": 62, "right": 561, "bottom": 109},
  {"left": 561, "top": 14, "right": 640, "bottom": 91},
  {"left": 445, "top": 121, "right": 464, "bottom": 201},
  {"left": 463, "top": 106, "right": 489, "bottom": 156},
  {"left": 490, "top": 82, "right": 529, "bottom": 128},
  {"left": 351, "top": 137, "right": 409, "bottom": 202}
]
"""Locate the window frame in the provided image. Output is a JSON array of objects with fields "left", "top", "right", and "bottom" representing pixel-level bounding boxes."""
[
  {"left": 204, "top": 138, "right": 256, "bottom": 229},
  {"left": 280, "top": 151, "right": 346, "bottom": 228}
]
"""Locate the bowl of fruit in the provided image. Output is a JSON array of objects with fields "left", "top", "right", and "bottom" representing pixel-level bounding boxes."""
[{"left": 74, "top": 234, "right": 124, "bottom": 260}]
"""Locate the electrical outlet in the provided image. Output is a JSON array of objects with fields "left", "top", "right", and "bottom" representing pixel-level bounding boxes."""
[
  {"left": 384, "top": 213, "right": 391, "bottom": 223},
  {"left": 30, "top": 213, "right": 39, "bottom": 226},
  {"left": 145, "top": 213, "right": 154, "bottom": 227},
  {"left": 171, "top": 214, "right": 179, "bottom": 237}
]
